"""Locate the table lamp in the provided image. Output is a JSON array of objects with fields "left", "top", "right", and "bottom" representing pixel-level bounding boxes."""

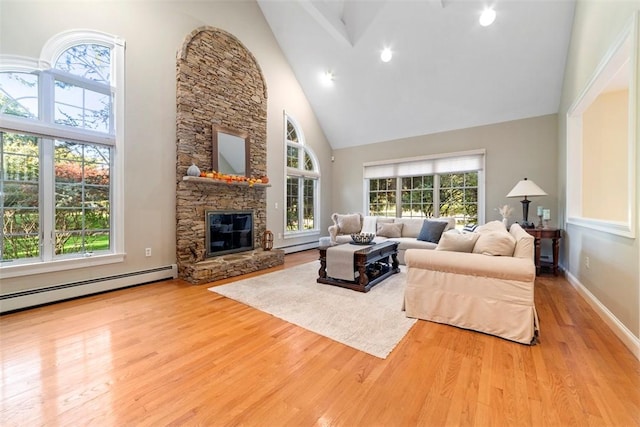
[{"left": 506, "top": 178, "right": 547, "bottom": 228}]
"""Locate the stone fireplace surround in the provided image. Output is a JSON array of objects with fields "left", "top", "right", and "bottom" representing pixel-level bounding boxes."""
[{"left": 176, "top": 27, "right": 283, "bottom": 284}]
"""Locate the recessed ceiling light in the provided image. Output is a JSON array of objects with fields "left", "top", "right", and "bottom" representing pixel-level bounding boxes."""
[
  {"left": 479, "top": 8, "right": 496, "bottom": 27},
  {"left": 320, "top": 70, "right": 334, "bottom": 86},
  {"left": 380, "top": 47, "right": 392, "bottom": 63}
]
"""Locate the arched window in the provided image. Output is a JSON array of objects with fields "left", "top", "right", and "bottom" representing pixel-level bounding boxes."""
[
  {"left": 285, "top": 113, "right": 320, "bottom": 234},
  {"left": 0, "top": 30, "right": 125, "bottom": 276}
]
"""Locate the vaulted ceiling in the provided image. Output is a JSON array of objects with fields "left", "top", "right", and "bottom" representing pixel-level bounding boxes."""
[{"left": 257, "top": 0, "right": 576, "bottom": 149}]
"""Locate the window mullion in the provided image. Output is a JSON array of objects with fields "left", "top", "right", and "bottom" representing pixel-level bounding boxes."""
[
  {"left": 434, "top": 174, "right": 440, "bottom": 217},
  {"left": 40, "top": 71, "right": 54, "bottom": 123},
  {"left": 0, "top": 134, "right": 4, "bottom": 259},
  {"left": 81, "top": 147, "right": 87, "bottom": 253},
  {"left": 40, "top": 138, "right": 54, "bottom": 261},
  {"left": 363, "top": 179, "right": 370, "bottom": 215},
  {"left": 298, "top": 177, "right": 304, "bottom": 231},
  {"left": 313, "top": 179, "right": 319, "bottom": 231},
  {"left": 298, "top": 146, "right": 304, "bottom": 171},
  {"left": 40, "top": 72, "right": 55, "bottom": 260},
  {"left": 109, "top": 88, "right": 115, "bottom": 135},
  {"left": 395, "top": 177, "right": 402, "bottom": 218},
  {"left": 82, "top": 87, "right": 87, "bottom": 129}
]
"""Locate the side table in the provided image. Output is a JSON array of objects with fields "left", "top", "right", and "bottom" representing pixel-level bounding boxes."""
[{"left": 525, "top": 228, "right": 562, "bottom": 276}]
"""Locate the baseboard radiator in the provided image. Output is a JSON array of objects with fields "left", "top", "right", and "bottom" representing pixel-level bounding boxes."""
[
  {"left": 0, "top": 265, "right": 177, "bottom": 314},
  {"left": 281, "top": 241, "right": 319, "bottom": 254}
]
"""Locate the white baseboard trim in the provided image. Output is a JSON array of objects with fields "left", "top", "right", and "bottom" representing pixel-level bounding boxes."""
[
  {"left": 280, "top": 241, "right": 319, "bottom": 254},
  {"left": 0, "top": 264, "right": 177, "bottom": 313},
  {"left": 564, "top": 269, "right": 640, "bottom": 361}
]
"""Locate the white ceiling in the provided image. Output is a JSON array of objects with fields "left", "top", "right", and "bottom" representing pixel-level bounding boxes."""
[{"left": 257, "top": 0, "right": 576, "bottom": 150}]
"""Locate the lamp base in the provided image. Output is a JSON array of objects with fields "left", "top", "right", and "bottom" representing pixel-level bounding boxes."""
[{"left": 518, "top": 199, "right": 533, "bottom": 228}]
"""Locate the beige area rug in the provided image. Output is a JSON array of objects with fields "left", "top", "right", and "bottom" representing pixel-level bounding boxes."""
[{"left": 209, "top": 262, "right": 416, "bottom": 359}]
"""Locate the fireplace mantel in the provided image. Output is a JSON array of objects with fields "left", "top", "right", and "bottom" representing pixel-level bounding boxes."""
[{"left": 182, "top": 176, "right": 271, "bottom": 188}]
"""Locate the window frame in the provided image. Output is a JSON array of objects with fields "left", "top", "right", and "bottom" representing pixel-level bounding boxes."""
[
  {"left": 363, "top": 150, "right": 485, "bottom": 226},
  {"left": 283, "top": 112, "right": 320, "bottom": 237},
  {"left": 0, "top": 30, "right": 125, "bottom": 278},
  {"left": 566, "top": 12, "right": 638, "bottom": 239}
]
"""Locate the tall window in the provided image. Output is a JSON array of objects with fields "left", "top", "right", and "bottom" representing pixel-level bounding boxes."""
[
  {"left": 365, "top": 151, "right": 484, "bottom": 227},
  {"left": 0, "top": 31, "right": 124, "bottom": 273},
  {"left": 285, "top": 113, "right": 319, "bottom": 234}
]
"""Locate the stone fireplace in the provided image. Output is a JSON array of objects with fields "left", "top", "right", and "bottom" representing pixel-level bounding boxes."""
[{"left": 175, "top": 27, "right": 284, "bottom": 284}]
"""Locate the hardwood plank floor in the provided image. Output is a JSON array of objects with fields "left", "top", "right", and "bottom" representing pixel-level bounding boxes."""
[{"left": 1, "top": 250, "right": 639, "bottom": 426}]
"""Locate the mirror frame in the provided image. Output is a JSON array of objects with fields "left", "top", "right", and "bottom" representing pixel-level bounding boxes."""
[{"left": 212, "top": 124, "right": 251, "bottom": 177}]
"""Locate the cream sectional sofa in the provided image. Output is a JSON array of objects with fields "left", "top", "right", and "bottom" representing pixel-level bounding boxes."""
[
  {"left": 403, "top": 221, "right": 538, "bottom": 344},
  {"left": 328, "top": 213, "right": 456, "bottom": 265}
]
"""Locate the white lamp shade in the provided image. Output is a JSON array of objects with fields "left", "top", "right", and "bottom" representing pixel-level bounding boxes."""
[{"left": 506, "top": 178, "right": 547, "bottom": 198}]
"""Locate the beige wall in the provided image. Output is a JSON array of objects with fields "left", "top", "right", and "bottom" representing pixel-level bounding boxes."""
[
  {"left": 0, "top": 1, "right": 332, "bottom": 298},
  {"left": 559, "top": 1, "right": 640, "bottom": 338},
  {"left": 582, "top": 89, "right": 629, "bottom": 221},
  {"left": 331, "top": 114, "right": 559, "bottom": 229}
]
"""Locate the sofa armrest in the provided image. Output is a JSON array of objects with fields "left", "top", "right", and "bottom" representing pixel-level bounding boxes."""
[
  {"left": 405, "top": 249, "right": 535, "bottom": 283},
  {"left": 328, "top": 225, "right": 339, "bottom": 243},
  {"left": 509, "top": 223, "right": 535, "bottom": 259}
]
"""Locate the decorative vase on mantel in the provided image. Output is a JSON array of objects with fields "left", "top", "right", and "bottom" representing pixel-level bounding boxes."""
[
  {"left": 187, "top": 163, "right": 201, "bottom": 177},
  {"left": 502, "top": 217, "right": 509, "bottom": 229}
]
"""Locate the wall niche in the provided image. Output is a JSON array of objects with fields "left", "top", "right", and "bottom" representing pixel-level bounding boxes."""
[{"left": 175, "top": 26, "right": 283, "bottom": 284}]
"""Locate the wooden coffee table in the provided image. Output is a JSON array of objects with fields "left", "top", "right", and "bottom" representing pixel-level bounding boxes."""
[{"left": 317, "top": 241, "right": 400, "bottom": 292}]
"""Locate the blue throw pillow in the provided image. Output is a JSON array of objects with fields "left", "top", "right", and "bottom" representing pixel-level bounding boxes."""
[{"left": 417, "top": 220, "right": 448, "bottom": 243}]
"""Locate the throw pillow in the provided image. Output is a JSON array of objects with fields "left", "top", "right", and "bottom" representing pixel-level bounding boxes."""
[
  {"left": 463, "top": 223, "right": 478, "bottom": 233},
  {"left": 417, "top": 220, "right": 448, "bottom": 243},
  {"left": 472, "top": 231, "right": 516, "bottom": 256},
  {"left": 436, "top": 232, "right": 480, "bottom": 252},
  {"left": 336, "top": 213, "right": 361, "bottom": 234},
  {"left": 376, "top": 222, "right": 403, "bottom": 238},
  {"left": 476, "top": 220, "right": 507, "bottom": 233}
]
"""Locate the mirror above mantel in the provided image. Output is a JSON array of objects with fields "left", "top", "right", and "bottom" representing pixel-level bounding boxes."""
[{"left": 212, "top": 124, "right": 250, "bottom": 177}]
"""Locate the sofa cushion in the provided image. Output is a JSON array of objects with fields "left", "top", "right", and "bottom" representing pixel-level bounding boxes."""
[
  {"left": 377, "top": 217, "right": 395, "bottom": 225},
  {"left": 361, "top": 216, "right": 378, "bottom": 234},
  {"left": 437, "top": 217, "right": 457, "bottom": 232},
  {"left": 377, "top": 222, "right": 403, "bottom": 238},
  {"left": 436, "top": 232, "right": 480, "bottom": 253},
  {"left": 393, "top": 237, "right": 438, "bottom": 251},
  {"left": 476, "top": 220, "right": 507, "bottom": 233},
  {"left": 395, "top": 218, "right": 425, "bottom": 238},
  {"left": 335, "top": 213, "right": 361, "bottom": 234},
  {"left": 417, "top": 220, "right": 448, "bottom": 243},
  {"left": 472, "top": 230, "right": 516, "bottom": 256}
]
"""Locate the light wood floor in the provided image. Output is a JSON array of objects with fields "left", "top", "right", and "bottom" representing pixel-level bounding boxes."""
[{"left": 1, "top": 250, "right": 639, "bottom": 426}]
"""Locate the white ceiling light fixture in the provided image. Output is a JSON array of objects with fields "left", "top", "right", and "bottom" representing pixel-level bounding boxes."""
[
  {"left": 320, "top": 70, "right": 334, "bottom": 86},
  {"left": 380, "top": 47, "right": 392, "bottom": 63},
  {"left": 479, "top": 7, "right": 497, "bottom": 27}
]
